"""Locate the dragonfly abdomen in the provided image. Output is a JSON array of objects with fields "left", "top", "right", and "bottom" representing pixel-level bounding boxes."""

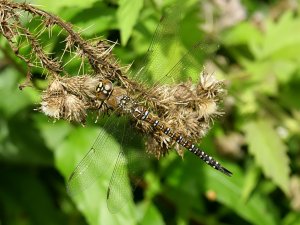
[{"left": 133, "top": 106, "right": 232, "bottom": 176}]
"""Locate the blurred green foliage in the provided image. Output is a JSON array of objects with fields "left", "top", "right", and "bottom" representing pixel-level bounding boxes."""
[{"left": 1, "top": 0, "right": 300, "bottom": 225}]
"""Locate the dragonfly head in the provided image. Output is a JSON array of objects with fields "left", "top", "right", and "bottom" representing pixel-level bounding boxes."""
[{"left": 95, "top": 79, "right": 113, "bottom": 101}]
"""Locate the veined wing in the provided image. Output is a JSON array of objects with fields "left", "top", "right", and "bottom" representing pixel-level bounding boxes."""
[
  {"left": 106, "top": 117, "right": 149, "bottom": 213},
  {"left": 149, "top": 42, "right": 219, "bottom": 91},
  {"left": 67, "top": 113, "right": 149, "bottom": 213},
  {"left": 132, "top": 4, "right": 182, "bottom": 86},
  {"left": 132, "top": 4, "right": 218, "bottom": 93},
  {"left": 67, "top": 114, "right": 128, "bottom": 196}
]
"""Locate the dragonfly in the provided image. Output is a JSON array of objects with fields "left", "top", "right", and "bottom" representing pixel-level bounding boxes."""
[{"left": 67, "top": 5, "right": 232, "bottom": 213}]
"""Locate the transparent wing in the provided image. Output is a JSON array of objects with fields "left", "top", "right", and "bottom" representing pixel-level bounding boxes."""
[
  {"left": 67, "top": 113, "right": 150, "bottom": 212},
  {"left": 67, "top": 114, "right": 125, "bottom": 196},
  {"left": 106, "top": 151, "right": 130, "bottom": 213},
  {"left": 132, "top": 5, "right": 182, "bottom": 85},
  {"left": 149, "top": 42, "right": 219, "bottom": 91},
  {"left": 106, "top": 119, "right": 149, "bottom": 213},
  {"left": 132, "top": 5, "right": 218, "bottom": 93}
]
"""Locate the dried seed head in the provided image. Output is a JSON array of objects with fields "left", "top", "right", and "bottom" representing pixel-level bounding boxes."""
[
  {"left": 199, "top": 99, "right": 218, "bottom": 119},
  {"left": 146, "top": 135, "right": 170, "bottom": 159},
  {"left": 63, "top": 94, "right": 87, "bottom": 123},
  {"left": 200, "top": 72, "right": 217, "bottom": 89},
  {"left": 137, "top": 70, "right": 225, "bottom": 157},
  {"left": 48, "top": 79, "right": 64, "bottom": 92},
  {"left": 40, "top": 76, "right": 101, "bottom": 124},
  {"left": 40, "top": 79, "right": 65, "bottom": 119},
  {"left": 40, "top": 93, "right": 64, "bottom": 120},
  {"left": 60, "top": 75, "right": 101, "bottom": 100},
  {"left": 198, "top": 71, "right": 225, "bottom": 98}
]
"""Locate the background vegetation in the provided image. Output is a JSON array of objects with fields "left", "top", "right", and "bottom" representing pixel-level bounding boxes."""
[{"left": 0, "top": 0, "right": 300, "bottom": 224}]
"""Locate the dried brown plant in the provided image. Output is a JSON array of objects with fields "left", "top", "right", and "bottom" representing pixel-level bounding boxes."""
[{"left": 0, "top": 0, "right": 225, "bottom": 159}]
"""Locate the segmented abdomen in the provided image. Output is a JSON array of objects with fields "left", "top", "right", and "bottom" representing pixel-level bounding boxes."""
[{"left": 132, "top": 106, "right": 232, "bottom": 176}]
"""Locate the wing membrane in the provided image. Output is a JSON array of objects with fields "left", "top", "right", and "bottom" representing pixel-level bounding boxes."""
[
  {"left": 106, "top": 119, "right": 149, "bottom": 213},
  {"left": 132, "top": 5, "right": 182, "bottom": 85},
  {"left": 106, "top": 150, "right": 130, "bottom": 213},
  {"left": 132, "top": 5, "right": 218, "bottom": 94},
  {"left": 67, "top": 114, "right": 150, "bottom": 213},
  {"left": 149, "top": 42, "right": 219, "bottom": 91},
  {"left": 67, "top": 115, "right": 125, "bottom": 196}
]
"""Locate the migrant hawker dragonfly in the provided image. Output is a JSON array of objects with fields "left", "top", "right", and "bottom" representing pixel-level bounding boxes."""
[{"left": 67, "top": 5, "right": 232, "bottom": 213}]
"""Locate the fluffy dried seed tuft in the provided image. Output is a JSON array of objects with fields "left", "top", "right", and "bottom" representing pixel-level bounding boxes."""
[
  {"left": 63, "top": 94, "right": 87, "bottom": 123},
  {"left": 39, "top": 76, "right": 101, "bottom": 123},
  {"left": 40, "top": 94, "right": 64, "bottom": 120},
  {"left": 139, "top": 71, "right": 225, "bottom": 158}
]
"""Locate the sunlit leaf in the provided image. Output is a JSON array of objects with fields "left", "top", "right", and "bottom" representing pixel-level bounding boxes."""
[
  {"left": 203, "top": 165, "right": 277, "bottom": 225},
  {"left": 69, "top": 2, "right": 118, "bottom": 36},
  {"left": 0, "top": 68, "right": 33, "bottom": 117},
  {"left": 137, "top": 202, "right": 165, "bottom": 225},
  {"left": 241, "top": 165, "right": 260, "bottom": 202},
  {"left": 34, "top": 117, "right": 73, "bottom": 151},
  {"left": 117, "top": 0, "right": 143, "bottom": 45},
  {"left": 34, "top": 0, "right": 99, "bottom": 13},
  {"left": 282, "top": 212, "right": 300, "bottom": 225},
  {"left": 244, "top": 119, "right": 290, "bottom": 195},
  {"left": 222, "top": 22, "right": 262, "bottom": 47},
  {"left": 256, "top": 12, "right": 300, "bottom": 61}
]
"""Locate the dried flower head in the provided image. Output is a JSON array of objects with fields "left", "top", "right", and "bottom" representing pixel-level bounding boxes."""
[
  {"left": 40, "top": 75, "right": 101, "bottom": 123},
  {"left": 135, "top": 71, "right": 225, "bottom": 158}
]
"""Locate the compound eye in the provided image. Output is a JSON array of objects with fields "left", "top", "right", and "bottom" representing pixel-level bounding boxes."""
[
  {"left": 103, "top": 81, "right": 113, "bottom": 92},
  {"left": 96, "top": 82, "right": 103, "bottom": 92},
  {"left": 104, "top": 83, "right": 112, "bottom": 91}
]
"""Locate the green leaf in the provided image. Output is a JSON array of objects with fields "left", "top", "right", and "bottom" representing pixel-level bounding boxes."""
[
  {"left": 0, "top": 113, "right": 52, "bottom": 166},
  {"left": 241, "top": 165, "right": 261, "bottom": 202},
  {"left": 0, "top": 68, "right": 34, "bottom": 117},
  {"left": 34, "top": 117, "right": 73, "bottom": 151},
  {"left": 255, "top": 12, "right": 300, "bottom": 61},
  {"left": 222, "top": 22, "right": 262, "bottom": 47},
  {"left": 138, "top": 202, "right": 165, "bottom": 225},
  {"left": 282, "top": 212, "right": 300, "bottom": 225},
  {"left": 203, "top": 165, "right": 278, "bottom": 225},
  {"left": 117, "top": 0, "right": 143, "bottom": 45},
  {"left": 69, "top": 2, "right": 118, "bottom": 36},
  {"left": 243, "top": 119, "right": 290, "bottom": 195},
  {"left": 34, "top": 0, "right": 99, "bottom": 13},
  {"left": 164, "top": 154, "right": 278, "bottom": 225},
  {"left": 163, "top": 156, "right": 204, "bottom": 214},
  {"left": 243, "top": 60, "right": 279, "bottom": 96},
  {"left": 280, "top": 73, "right": 300, "bottom": 110}
]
